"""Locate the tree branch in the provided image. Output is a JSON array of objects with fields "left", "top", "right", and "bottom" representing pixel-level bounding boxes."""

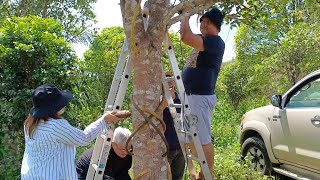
[
  {"left": 167, "top": 3, "right": 214, "bottom": 27},
  {"left": 147, "top": 0, "right": 170, "bottom": 35},
  {"left": 165, "top": 0, "right": 215, "bottom": 23},
  {"left": 165, "top": 0, "right": 238, "bottom": 27}
]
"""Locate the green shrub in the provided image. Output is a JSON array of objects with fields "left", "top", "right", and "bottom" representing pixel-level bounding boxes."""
[{"left": 0, "top": 16, "right": 77, "bottom": 179}]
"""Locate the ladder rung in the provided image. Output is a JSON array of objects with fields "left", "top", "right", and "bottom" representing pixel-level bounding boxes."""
[
  {"left": 100, "top": 134, "right": 107, "bottom": 140},
  {"left": 91, "top": 164, "right": 105, "bottom": 175},
  {"left": 187, "top": 155, "right": 200, "bottom": 162},
  {"left": 169, "top": 103, "right": 182, "bottom": 108},
  {"left": 100, "top": 134, "right": 112, "bottom": 142},
  {"left": 164, "top": 77, "right": 174, "bottom": 81},
  {"left": 92, "top": 164, "right": 98, "bottom": 171},
  {"left": 178, "top": 129, "right": 191, "bottom": 135},
  {"left": 92, "top": 163, "right": 106, "bottom": 171}
]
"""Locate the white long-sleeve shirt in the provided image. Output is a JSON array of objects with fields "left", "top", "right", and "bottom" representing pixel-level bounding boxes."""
[{"left": 21, "top": 117, "right": 107, "bottom": 180}]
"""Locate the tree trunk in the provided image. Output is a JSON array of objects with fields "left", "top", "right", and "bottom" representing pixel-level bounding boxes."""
[
  {"left": 129, "top": 25, "right": 167, "bottom": 180},
  {"left": 120, "top": 1, "right": 168, "bottom": 179},
  {"left": 131, "top": 44, "right": 167, "bottom": 179}
]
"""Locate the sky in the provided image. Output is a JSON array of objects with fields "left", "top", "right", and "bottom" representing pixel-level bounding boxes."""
[{"left": 73, "top": 0, "right": 237, "bottom": 62}]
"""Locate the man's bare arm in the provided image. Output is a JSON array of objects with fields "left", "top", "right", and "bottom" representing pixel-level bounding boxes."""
[{"left": 180, "top": 17, "right": 204, "bottom": 51}]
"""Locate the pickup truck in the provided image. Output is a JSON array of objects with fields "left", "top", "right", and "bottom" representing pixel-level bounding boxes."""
[{"left": 239, "top": 70, "right": 320, "bottom": 179}]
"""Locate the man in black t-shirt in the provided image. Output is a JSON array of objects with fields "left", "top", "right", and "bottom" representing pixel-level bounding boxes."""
[
  {"left": 180, "top": 7, "right": 225, "bottom": 180},
  {"left": 76, "top": 127, "right": 132, "bottom": 180}
]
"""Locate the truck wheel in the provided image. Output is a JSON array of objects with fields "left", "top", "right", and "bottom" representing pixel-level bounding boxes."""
[{"left": 241, "top": 137, "right": 272, "bottom": 175}]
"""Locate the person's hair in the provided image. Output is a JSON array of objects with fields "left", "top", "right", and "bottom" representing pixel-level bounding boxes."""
[
  {"left": 113, "top": 127, "right": 131, "bottom": 144},
  {"left": 24, "top": 113, "right": 62, "bottom": 139}
]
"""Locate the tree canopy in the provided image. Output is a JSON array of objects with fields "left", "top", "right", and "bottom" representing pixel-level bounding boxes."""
[
  {"left": 219, "top": 0, "right": 320, "bottom": 110},
  {"left": 0, "top": 0, "right": 97, "bottom": 42}
]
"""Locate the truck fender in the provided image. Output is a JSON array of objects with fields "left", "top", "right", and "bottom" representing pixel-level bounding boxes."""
[{"left": 240, "top": 120, "right": 280, "bottom": 164}]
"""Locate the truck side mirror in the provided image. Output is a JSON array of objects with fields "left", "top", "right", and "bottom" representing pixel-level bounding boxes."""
[{"left": 271, "top": 95, "right": 282, "bottom": 109}]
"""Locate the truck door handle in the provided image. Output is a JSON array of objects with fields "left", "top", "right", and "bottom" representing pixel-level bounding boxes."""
[{"left": 311, "top": 115, "right": 320, "bottom": 126}]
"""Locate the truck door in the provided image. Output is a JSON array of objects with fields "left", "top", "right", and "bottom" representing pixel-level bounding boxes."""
[{"left": 271, "top": 76, "right": 320, "bottom": 171}]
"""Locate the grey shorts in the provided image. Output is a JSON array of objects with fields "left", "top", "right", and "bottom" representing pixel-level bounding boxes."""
[{"left": 185, "top": 94, "right": 217, "bottom": 144}]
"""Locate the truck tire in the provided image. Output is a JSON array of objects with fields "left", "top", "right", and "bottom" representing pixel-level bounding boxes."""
[{"left": 241, "top": 137, "right": 272, "bottom": 175}]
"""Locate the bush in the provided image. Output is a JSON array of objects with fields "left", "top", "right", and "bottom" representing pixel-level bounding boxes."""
[{"left": 0, "top": 16, "right": 77, "bottom": 179}]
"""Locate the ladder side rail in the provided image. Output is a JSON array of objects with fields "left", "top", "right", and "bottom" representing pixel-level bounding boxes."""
[
  {"left": 87, "top": 40, "right": 129, "bottom": 180},
  {"left": 92, "top": 55, "right": 134, "bottom": 180},
  {"left": 165, "top": 46, "right": 202, "bottom": 177},
  {"left": 86, "top": 135, "right": 105, "bottom": 179},
  {"left": 113, "top": 58, "right": 133, "bottom": 111},
  {"left": 191, "top": 128, "right": 212, "bottom": 180},
  {"left": 164, "top": 35, "right": 191, "bottom": 116},
  {"left": 165, "top": 34, "right": 213, "bottom": 180},
  {"left": 86, "top": 123, "right": 115, "bottom": 180},
  {"left": 161, "top": 72, "right": 197, "bottom": 176},
  {"left": 104, "top": 39, "right": 129, "bottom": 112}
]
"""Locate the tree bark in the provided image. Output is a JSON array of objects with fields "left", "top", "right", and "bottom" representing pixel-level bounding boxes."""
[{"left": 120, "top": 1, "right": 168, "bottom": 179}]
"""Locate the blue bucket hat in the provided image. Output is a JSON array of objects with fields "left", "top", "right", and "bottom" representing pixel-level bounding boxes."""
[
  {"left": 30, "top": 84, "right": 73, "bottom": 118},
  {"left": 200, "top": 7, "right": 224, "bottom": 31}
]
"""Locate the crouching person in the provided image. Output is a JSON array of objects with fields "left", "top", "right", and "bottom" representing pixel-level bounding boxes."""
[{"left": 76, "top": 127, "right": 132, "bottom": 180}]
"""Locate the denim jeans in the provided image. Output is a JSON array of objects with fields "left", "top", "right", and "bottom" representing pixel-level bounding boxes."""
[{"left": 167, "top": 149, "right": 186, "bottom": 180}]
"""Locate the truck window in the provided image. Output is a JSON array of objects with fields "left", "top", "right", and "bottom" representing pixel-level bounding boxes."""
[{"left": 287, "top": 77, "right": 320, "bottom": 108}]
